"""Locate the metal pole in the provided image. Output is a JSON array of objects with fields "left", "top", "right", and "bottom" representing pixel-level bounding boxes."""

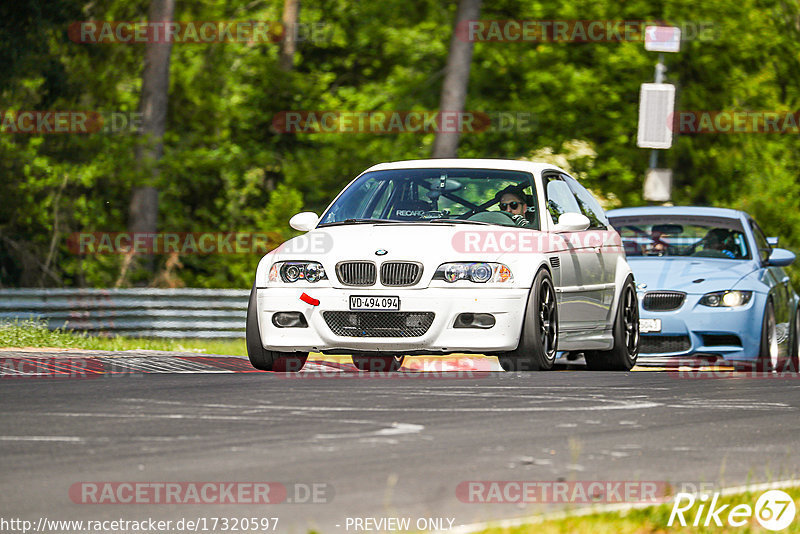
[
  {"left": 654, "top": 52, "right": 665, "bottom": 84},
  {"left": 649, "top": 53, "right": 666, "bottom": 170}
]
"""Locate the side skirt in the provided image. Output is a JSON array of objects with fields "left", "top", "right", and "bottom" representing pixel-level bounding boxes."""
[{"left": 557, "top": 328, "right": 614, "bottom": 351}]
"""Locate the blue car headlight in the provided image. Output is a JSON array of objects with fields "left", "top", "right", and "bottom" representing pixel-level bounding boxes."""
[{"left": 699, "top": 290, "right": 752, "bottom": 307}]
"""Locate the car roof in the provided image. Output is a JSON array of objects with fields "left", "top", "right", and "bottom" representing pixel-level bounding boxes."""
[
  {"left": 363, "top": 158, "right": 567, "bottom": 175},
  {"left": 607, "top": 206, "right": 747, "bottom": 220}
]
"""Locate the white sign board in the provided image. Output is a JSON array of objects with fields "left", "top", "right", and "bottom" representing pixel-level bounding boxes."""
[
  {"left": 637, "top": 83, "right": 676, "bottom": 149},
  {"left": 644, "top": 26, "right": 681, "bottom": 53},
  {"left": 644, "top": 168, "right": 673, "bottom": 202}
]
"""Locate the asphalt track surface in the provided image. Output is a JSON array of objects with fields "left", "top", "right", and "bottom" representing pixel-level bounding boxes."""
[{"left": 2, "top": 351, "right": 800, "bottom": 533}]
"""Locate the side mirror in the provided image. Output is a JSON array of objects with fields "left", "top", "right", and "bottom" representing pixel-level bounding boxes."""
[
  {"left": 554, "top": 212, "right": 590, "bottom": 233},
  {"left": 766, "top": 248, "right": 795, "bottom": 267},
  {"left": 289, "top": 212, "right": 320, "bottom": 232},
  {"left": 767, "top": 237, "right": 779, "bottom": 246}
]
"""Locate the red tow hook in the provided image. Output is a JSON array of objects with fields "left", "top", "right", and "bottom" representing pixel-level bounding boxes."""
[{"left": 300, "top": 293, "right": 320, "bottom": 306}]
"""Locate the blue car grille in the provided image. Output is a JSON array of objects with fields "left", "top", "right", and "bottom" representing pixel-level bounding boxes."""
[
  {"left": 642, "top": 291, "right": 686, "bottom": 311},
  {"left": 640, "top": 335, "right": 691, "bottom": 354}
]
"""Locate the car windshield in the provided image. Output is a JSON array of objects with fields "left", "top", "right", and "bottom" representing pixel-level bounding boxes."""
[
  {"left": 609, "top": 215, "right": 751, "bottom": 260},
  {"left": 318, "top": 168, "right": 538, "bottom": 228}
]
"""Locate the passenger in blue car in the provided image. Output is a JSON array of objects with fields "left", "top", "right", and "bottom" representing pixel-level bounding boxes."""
[{"left": 699, "top": 228, "right": 739, "bottom": 259}]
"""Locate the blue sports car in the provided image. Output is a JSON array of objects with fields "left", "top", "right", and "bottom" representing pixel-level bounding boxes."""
[{"left": 607, "top": 206, "right": 799, "bottom": 371}]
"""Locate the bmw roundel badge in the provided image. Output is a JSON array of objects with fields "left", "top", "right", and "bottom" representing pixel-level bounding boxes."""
[{"left": 375, "top": 249, "right": 388, "bottom": 256}]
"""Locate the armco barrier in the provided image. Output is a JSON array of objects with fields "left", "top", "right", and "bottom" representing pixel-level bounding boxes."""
[{"left": 0, "top": 288, "right": 249, "bottom": 338}]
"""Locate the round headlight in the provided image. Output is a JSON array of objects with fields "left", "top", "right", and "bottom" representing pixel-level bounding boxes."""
[
  {"left": 722, "top": 291, "right": 743, "bottom": 307},
  {"left": 444, "top": 264, "right": 467, "bottom": 282},
  {"left": 706, "top": 294, "right": 720, "bottom": 306},
  {"left": 284, "top": 264, "right": 302, "bottom": 282},
  {"left": 305, "top": 263, "right": 324, "bottom": 283},
  {"left": 469, "top": 263, "right": 492, "bottom": 283}
]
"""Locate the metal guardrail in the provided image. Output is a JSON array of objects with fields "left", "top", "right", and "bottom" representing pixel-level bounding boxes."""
[{"left": 0, "top": 288, "right": 249, "bottom": 338}]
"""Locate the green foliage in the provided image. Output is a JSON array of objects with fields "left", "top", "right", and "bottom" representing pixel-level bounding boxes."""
[
  {"left": 475, "top": 486, "right": 800, "bottom": 533},
  {"left": 1, "top": 0, "right": 799, "bottom": 288},
  {"left": 0, "top": 318, "right": 246, "bottom": 354}
]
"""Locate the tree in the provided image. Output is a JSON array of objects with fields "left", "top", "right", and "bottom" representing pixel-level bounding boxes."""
[
  {"left": 129, "top": 0, "right": 175, "bottom": 276},
  {"left": 279, "top": 0, "right": 300, "bottom": 71},
  {"left": 431, "top": 0, "right": 482, "bottom": 158}
]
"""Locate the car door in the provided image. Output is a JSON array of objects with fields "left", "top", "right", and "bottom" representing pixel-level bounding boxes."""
[
  {"left": 542, "top": 173, "right": 603, "bottom": 331},
  {"left": 564, "top": 174, "right": 616, "bottom": 325},
  {"left": 750, "top": 219, "right": 790, "bottom": 343}
]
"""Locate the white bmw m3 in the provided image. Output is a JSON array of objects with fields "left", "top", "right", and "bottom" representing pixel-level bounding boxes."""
[{"left": 247, "top": 159, "right": 640, "bottom": 372}]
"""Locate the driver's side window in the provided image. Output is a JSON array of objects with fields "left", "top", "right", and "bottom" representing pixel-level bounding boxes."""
[{"left": 545, "top": 176, "right": 582, "bottom": 224}]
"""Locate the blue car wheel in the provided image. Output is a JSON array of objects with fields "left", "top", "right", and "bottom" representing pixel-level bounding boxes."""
[
  {"left": 755, "top": 300, "right": 778, "bottom": 372},
  {"left": 784, "top": 310, "right": 800, "bottom": 373}
]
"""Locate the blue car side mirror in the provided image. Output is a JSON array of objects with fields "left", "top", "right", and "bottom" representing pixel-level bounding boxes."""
[{"left": 767, "top": 248, "right": 795, "bottom": 267}]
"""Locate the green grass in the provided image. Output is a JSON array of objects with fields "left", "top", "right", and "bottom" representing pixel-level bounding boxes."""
[
  {"left": 0, "top": 319, "right": 247, "bottom": 355},
  {"left": 476, "top": 486, "right": 800, "bottom": 534}
]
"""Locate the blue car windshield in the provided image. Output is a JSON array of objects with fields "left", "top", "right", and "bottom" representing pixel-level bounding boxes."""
[
  {"left": 609, "top": 215, "right": 751, "bottom": 260},
  {"left": 318, "top": 168, "right": 537, "bottom": 227}
]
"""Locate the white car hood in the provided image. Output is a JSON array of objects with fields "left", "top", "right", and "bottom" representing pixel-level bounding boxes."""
[{"left": 273, "top": 223, "right": 510, "bottom": 264}]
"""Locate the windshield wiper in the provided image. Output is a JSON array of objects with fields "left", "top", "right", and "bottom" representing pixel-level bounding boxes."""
[
  {"left": 428, "top": 218, "right": 493, "bottom": 226},
  {"left": 320, "top": 218, "right": 495, "bottom": 227},
  {"left": 319, "top": 218, "right": 400, "bottom": 227}
]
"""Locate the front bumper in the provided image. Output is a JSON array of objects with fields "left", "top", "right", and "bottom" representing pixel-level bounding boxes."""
[
  {"left": 637, "top": 291, "right": 762, "bottom": 362},
  {"left": 255, "top": 287, "right": 529, "bottom": 353}
]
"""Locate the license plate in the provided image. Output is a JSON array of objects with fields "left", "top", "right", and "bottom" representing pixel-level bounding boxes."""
[
  {"left": 349, "top": 296, "right": 400, "bottom": 311},
  {"left": 639, "top": 318, "right": 662, "bottom": 333}
]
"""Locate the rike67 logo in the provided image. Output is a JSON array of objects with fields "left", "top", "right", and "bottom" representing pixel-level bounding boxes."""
[{"left": 669, "top": 490, "right": 796, "bottom": 531}]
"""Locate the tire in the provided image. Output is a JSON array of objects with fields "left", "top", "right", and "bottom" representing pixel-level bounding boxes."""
[
  {"left": 585, "top": 276, "right": 639, "bottom": 371},
  {"left": 499, "top": 268, "right": 558, "bottom": 371},
  {"left": 787, "top": 309, "right": 800, "bottom": 374},
  {"left": 351, "top": 355, "right": 405, "bottom": 372},
  {"left": 246, "top": 284, "right": 308, "bottom": 372},
  {"left": 756, "top": 300, "right": 778, "bottom": 372},
  {"left": 775, "top": 309, "right": 800, "bottom": 374}
]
